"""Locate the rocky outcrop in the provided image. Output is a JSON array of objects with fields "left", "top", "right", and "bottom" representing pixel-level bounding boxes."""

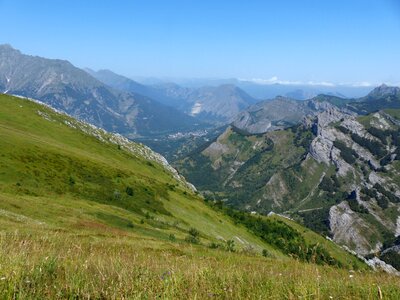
[
  {"left": 381, "top": 244, "right": 400, "bottom": 256},
  {"left": 309, "top": 136, "right": 333, "bottom": 166},
  {"left": 308, "top": 107, "right": 385, "bottom": 175},
  {"left": 396, "top": 217, "right": 400, "bottom": 237},
  {"left": 331, "top": 146, "right": 354, "bottom": 176},
  {"left": 314, "top": 106, "right": 352, "bottom": 132},
  {"left": 329, "top": 202, "right": 380, "bottom": 255},
  {"left": 308, "top": 107, "right": 357, "bottom": 175},
  {"left": 203, "top": 140, "right": 230, "bottom": 159},
  {"left": 370, "top": 112, "right": 392, "bottom": 130},
  {"left": 307, "top": 108, "right": 400, "bottom": 258},
  {"left": 202, "top": 128, "right": 232, "bottom": 167},
  {"left": 366, "top": 257, "right": 400, "bottom": 276}
]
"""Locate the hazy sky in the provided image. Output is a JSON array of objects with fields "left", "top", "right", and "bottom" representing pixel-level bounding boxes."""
[{"left": 1, "top": 0, "right": 399, "bottom": 85}]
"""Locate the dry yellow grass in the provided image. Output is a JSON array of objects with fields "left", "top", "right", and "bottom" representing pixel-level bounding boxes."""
[{"left": 0, "top": 230, "right": 399, "bottom": 299}]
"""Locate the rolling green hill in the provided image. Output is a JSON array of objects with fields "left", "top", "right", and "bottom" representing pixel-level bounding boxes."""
[{"left": 1, "top": 94, "right": 399, "bottom": 298}]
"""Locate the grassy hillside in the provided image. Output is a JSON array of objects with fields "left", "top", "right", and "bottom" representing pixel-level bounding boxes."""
[
  {"left": 176, "top": 124, "right": 317, "bottom": 212},
  {"left": 1, "top": 94, "right": 399, "bottom": 298}
]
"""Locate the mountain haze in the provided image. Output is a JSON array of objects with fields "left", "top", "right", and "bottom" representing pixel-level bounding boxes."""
[
  {"left": 232, "top": 96, "right": 334, "bottom": 134},
  {"left": 347, "top": 84, "right": 400, "bottom": 114},
  {"left": 0, "top": 44, "right": 202, "bottom": 138},
  {"left": 88, "top": 69, "right": 258, "bottom": 123}
]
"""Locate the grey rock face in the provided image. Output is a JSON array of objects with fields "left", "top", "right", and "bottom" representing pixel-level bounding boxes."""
[
  {"left": 306, "top": 109, "right": 400, "bottom": 258},
  {"left": 366, "top": 257, "right": 400, "bottom": 275},
  {"left": 309, "top": 136, "right": 333, "bottom": 166},
  {"left": 308, "top": 107, "right": 355, "bottom": 176},
  {"left": 329, "top": 202, "right": 381, "bottom": 255},
  {"left": 382, "top": 245, "right": 400, "bottom": 256}
]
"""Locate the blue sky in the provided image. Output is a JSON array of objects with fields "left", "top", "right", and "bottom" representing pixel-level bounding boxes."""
[{"left": 0, "top": 0, "right": 399, "bottom": 85}]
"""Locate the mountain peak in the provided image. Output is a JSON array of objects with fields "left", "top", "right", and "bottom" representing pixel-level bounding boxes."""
[
  {"left": 0, "top": 44, "right": 20, "bottom": 54},
  {"left": 367, "top": 84, "right": 400, "bottom": 98},
  {"left": 0, "top": 43, "right": 15, "bottom": 49}
]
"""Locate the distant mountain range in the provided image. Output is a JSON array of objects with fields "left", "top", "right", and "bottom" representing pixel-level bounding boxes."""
[
  {"left": 347, "top": 84, "right": 400, "bottom": 113},
  {"left": 232, "top": 97, "right": 334, "bottom": 134},
  {"left": 133, "top": 77, "right": 374, "bottom": 99},
  {"left": 0, "top": 44, "right": 203, "bottom": 138},
  {"left": 235, "top": 80, "right": 372, "bottom": 100},
  {"left": 231, "top": 85, "right": 400, "bottom": 134},
  {"left": 86, "top": 69, "right": 258, "bottom": 123}
]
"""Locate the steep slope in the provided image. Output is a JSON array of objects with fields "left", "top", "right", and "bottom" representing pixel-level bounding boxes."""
[
  {"left": 84, "top": 68, "right": 151, "bottom": 97},
  {"left": 0, "top": 44, "right": 202, "bottom": 138},
  {"left": 176, "top": 106, "right": 400, "bottom": 265},
  {"left": 87, "top": 69, "right": 258, "bottom": 123},
  {"left": 86, "top": 69, "right": 187, "bottom": 109}
]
